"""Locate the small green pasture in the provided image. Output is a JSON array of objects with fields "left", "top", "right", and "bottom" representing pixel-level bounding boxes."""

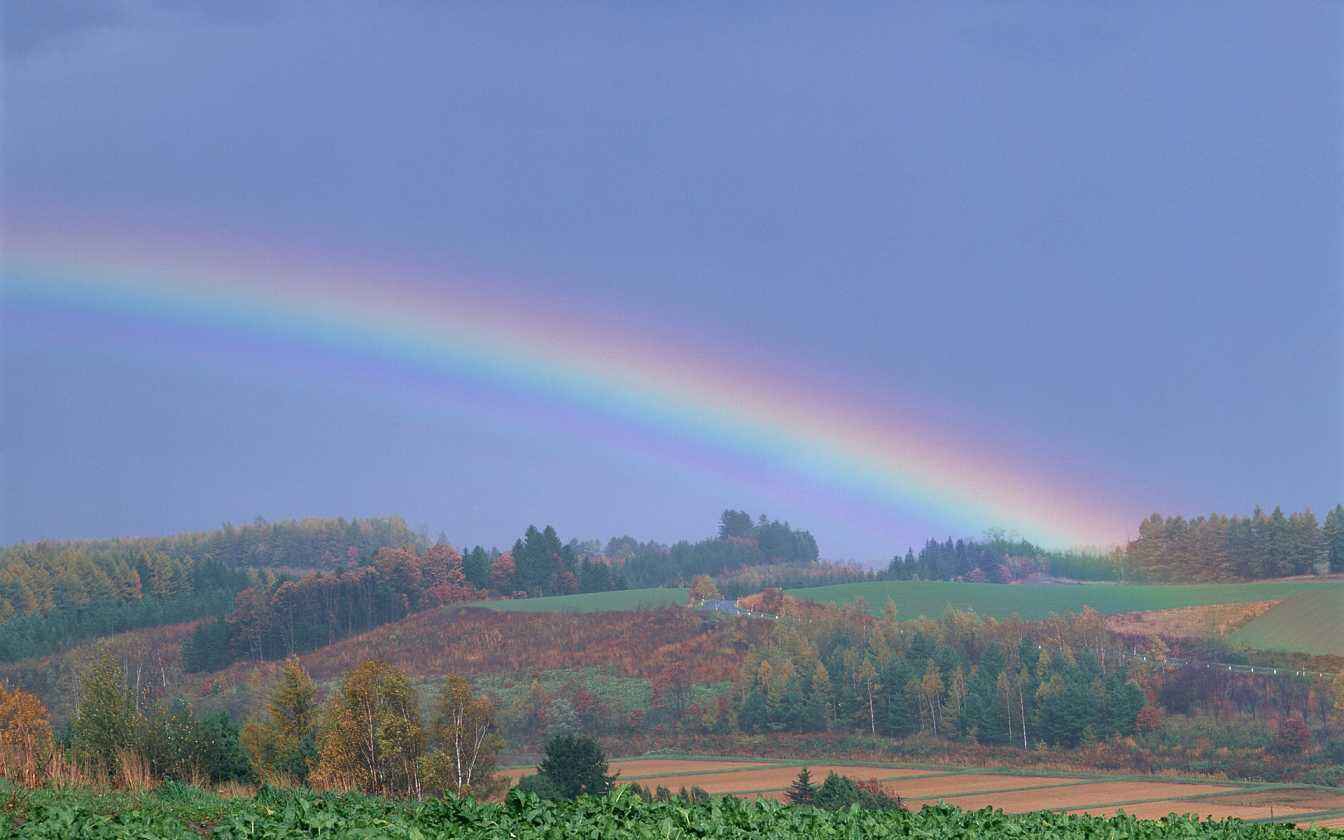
[
  {"left": 785, "top": 579, "right": 1342, "bottom": 620},
  {"left": 472, "top": 667, "right": 731, "bottom": 716},
  {"left": 468, "top": 587, "right": 688, "bottom": 613},
  {"left": 1228, "top": 587, "right": 1344, "bottom": 656}
]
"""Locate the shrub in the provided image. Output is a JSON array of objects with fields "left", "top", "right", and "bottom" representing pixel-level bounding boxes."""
[{"left": 514, "top": 773, "right": 564, "bottom": 800}]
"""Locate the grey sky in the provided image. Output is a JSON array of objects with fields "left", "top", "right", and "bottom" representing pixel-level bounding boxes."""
[{"left": 3, "top": 2, "right": 1341, "bottom": 560}]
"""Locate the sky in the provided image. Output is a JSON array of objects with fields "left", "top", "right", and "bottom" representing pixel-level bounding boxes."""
[{"left": 2, "top": 2, "right": 1341, "bottom": 562}]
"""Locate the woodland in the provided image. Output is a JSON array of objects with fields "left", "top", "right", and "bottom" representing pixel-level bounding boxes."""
[{"left": 0, "top": 505, "right": 1341, "bottom": 808}]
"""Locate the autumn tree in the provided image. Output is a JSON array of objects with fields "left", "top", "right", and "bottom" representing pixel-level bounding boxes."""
[
  {"left": 1329, "top": 672, "right": 1344, "bottom": 736},
  {"left": 420, "top": 674, "right": 505, "bottom": 798},
  {"left": 242, "top": 657, "right": 319, "bottom": 784},
  {"left": 1273, "top": 715, "right": 1314, "bottom": 756},
  {"left": 489, "top": 552, "right": 516, "bottom": 593},
  {"left": 758, "top": 587, "right": 785, "bottom": 615},
  {"left": 687, "top": 575, "right": 720, "bottom": 605},
  {"left": 313, "top": 660, "right": 424, "bottom": 798},
  {"left": 0, "top": 683, "right": 54, "bottom": 786}
]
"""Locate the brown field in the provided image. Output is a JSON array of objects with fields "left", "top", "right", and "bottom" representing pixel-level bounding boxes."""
[
  {"left": 918, "top": 781, "right": 1229, "bottom": 812},
  {"left": 870, "top": 773, "right": 1082, "bottom": 799},
  {"left": 1104, "top": 601, "right": 1277, "bottom": 640},
  {"left": 610, "top": 759, "right": 772, "bottom": 779},
  {"left": 500, "top": 758, "right": 771, "bottom": 784},
  {"left": 1203, "top": 788, "right": 1344, "bottom": 810},
  {"left": 1312, "top": 816, "right": 1344, "bottom": 828},
  {"left": 1069, "top": 802, "right": 1312, "bottom": 821},
  {"left": 502, "top": 756, "right": 1340, "bottom": 825},
  {"left": 636, "top": 764, "right": 929, "bottom": 796}
]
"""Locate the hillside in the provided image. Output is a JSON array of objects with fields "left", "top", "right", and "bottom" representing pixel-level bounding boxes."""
[
  {"left": 1228, "top": 587, "right": 1344, "bottom": 656},
  {"left": 468, "top": 587, "right": 687, "bottom": 613},
  {"left": 783, "top": 579, "right": 1343, "bottom": 620}
]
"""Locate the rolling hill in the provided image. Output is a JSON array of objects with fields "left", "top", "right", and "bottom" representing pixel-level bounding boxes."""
[{"left": 1227, "top": 586, "right": 1344, "bottom": 656}]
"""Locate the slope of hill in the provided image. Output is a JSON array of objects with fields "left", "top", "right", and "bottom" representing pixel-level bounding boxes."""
[
  {"left": 783, "top": 579, "right": 1342, "bottom": 620},
  {"left": 468, "top": 587, "right": 687, "bottom": 613},
  {"left": 1227, "top": 587, "right": 1344, "bottom": 656}
]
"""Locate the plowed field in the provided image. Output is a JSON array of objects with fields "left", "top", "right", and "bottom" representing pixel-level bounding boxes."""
[{"left": 539, "top": 756, "right": 1342, "bottom": 825}]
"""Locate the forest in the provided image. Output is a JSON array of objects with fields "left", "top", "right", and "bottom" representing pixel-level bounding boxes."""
[{"left": 0, "top": 517, "right": 419, "bottom": 664}]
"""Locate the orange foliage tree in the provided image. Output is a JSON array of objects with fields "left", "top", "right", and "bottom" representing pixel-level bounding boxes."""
[{"left": 0, "top": 683, "right": 54, "bottom": 786}]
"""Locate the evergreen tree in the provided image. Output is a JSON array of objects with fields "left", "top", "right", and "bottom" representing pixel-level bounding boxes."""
[
  {"left": 785, "top": 767, "right": 816, "bottom": 804},
  {"left": 536, "top": 733, "right": 615, "bottom": 798},
  {"left": 814, "top": 772, "right": 861, "bottom": 810},
  {"left": 1324, "top": 505, "right": 1344, "bottom": 572},
  {"left": 462, "top": 546, "right": 492, "bottom": 589}
]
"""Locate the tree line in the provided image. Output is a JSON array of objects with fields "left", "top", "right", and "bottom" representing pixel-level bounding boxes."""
[
  {"left": 882, "top": 505, "right": 1344, "bottom": 585},
  {"left": 0, "top": 653, "right": 509, "bottom": 801},
  {"left": 1122, "top": 505, "right": 1344, "bottom": 582},
  {"left": 884, "top": 533, "right": 1120, "bottom": 584},
  {"left": 0, "top": 517, "right": 419, "bottom": 664}
]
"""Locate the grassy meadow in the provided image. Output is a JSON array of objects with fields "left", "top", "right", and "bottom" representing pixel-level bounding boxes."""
[
  {"left": 468, "top": 587, "right": 689, "bottom": 613},
  {"left": 783, "top": 579, "right": 1343, "bottom": 621},
  {"left": 1228, "top": 587, "right": 1344, "bottom": 656}
]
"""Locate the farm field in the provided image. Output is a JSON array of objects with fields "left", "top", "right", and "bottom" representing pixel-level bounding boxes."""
[
  {"left": 492, "top": 756, "right": 1344, "bottom": 826},
  {"left": 469, "top": 587, "right": 688, "bottom": 613},
  {"left": 1228, "top": 588, "right": 1344, "bottom": 656},
  {"left": 784, "top": 579, "right": 1344, "bottom": 620},
  {"left": 11, "top": 785, "right": 1342, "bottom": 838}
]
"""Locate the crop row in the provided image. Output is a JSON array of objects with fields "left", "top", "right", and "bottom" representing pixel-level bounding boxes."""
[{"left": 8, "top": 788, "right": 1342, "bottom": 839}]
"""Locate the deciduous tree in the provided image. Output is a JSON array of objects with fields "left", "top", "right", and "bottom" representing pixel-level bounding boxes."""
[
  {"left": 420, "top": 674, "right": 504, "bottom": 798},
  {"left": 313, "top": 660, "right": 424, "bottom": 798}
]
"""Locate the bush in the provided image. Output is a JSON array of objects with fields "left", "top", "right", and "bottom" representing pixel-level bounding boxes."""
[
  {"left": 1300, "top": 765, "right": 1344, "bottom": 787},
  {"left": 514, "top": 773, "right": 564, "bottom": 800},
  {"left": 813, "top": 772, "right": 860, "bottom": 809}
]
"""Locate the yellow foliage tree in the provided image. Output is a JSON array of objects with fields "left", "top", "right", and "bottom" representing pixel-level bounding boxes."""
[
  {"left": 687, "top": 575, "right": 721, "bottom": 606},
  {"left": 420, "top": 674, "right": 505, "bottom": 798},
  {"left": 242, "top": 657, "right": 318, "bottom": 785},
  {"left": 312, "top": 660, "right": 424, "bottom": 798}
]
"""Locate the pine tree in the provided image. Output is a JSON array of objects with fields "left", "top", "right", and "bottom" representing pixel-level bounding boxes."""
[
  {"left": 785, "top": 767, "right": 816, "bottom": 804},
  {"left": 1324, "top": 505, "right": 1344, "bottom": 572}
]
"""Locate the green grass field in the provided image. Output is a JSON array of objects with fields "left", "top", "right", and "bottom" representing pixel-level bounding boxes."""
[
  {"left": 784, "top": 579, "right": 1343, "bottom": 621},
  {"left": 1227, "top": 587, "right": 1344, "bottom": 656},
  {"left": 468, "top": 587, "right": 688, "bottom": 613}
]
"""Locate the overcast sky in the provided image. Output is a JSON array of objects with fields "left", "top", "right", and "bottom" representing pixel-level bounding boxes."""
[{"left": 3, "top": 2, "right": 1341, "bottom": 561}]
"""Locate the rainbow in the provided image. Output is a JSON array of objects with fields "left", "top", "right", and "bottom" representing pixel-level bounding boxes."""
[{"left": 2, "top": 222, "right": 1134, "bottom": 547}]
